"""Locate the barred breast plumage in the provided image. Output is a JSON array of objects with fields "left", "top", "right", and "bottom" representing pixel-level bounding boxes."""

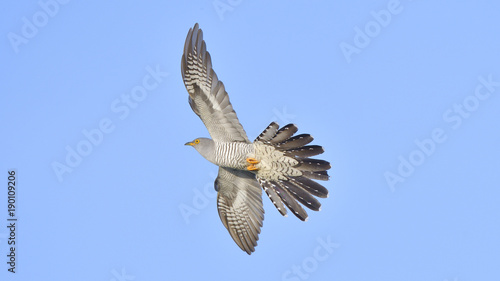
[{"left": 213, "top": 142, "right": 254, "bottom": 169}]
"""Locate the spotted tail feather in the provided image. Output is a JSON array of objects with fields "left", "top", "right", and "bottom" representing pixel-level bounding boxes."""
[{"left": 255, "top": 122, "right": 330, "bottom": 221}]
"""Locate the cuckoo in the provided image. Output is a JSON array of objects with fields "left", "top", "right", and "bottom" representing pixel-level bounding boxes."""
[{"left": 182, "top": 23, "right": 330, "bottom": 254}]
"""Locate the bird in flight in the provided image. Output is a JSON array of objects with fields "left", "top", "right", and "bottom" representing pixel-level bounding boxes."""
[{"left": 181, "top": 23, "right": 330, "bottom": 254}]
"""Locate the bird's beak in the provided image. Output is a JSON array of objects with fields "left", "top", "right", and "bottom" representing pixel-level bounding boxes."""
[{"left": 185, "top": 142, "right": 194, "bottom": 146}]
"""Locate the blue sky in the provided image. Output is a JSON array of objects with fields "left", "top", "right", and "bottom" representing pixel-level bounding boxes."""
[{"left": 1, "top": 1, "right": 500, "bottom": 280}]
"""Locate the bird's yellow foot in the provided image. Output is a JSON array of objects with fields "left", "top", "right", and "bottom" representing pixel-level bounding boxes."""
[
  {"left": 246, "top": 157, "right": 260, "bottom": 164},
  {"left": 247, "top": 164, "right": 259, "bottom": 171}
]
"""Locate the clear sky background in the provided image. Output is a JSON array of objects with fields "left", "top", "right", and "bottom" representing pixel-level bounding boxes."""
[{"left": 1, "top": 1, "right": 499, "bottom": 280}]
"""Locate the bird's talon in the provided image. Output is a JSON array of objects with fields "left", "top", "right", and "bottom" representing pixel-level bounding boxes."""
[
  {"left": 247, "top": 164, "right": 259, "bottom": 171},
  {"left": 246, "top": 157, "right": 260, "bottom": 164}
]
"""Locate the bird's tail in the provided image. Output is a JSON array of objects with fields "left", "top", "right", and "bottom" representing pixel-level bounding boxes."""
[{"left": 254, "top": 122, "right": 330, "bottom": 221}]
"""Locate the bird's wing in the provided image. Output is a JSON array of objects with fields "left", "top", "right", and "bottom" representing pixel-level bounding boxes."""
[
  {"left": 181, "top": 23, "right": 249, "bottom": 143},
  {"left": 215, "top": 167, "right": 264, "bottom": 254}
]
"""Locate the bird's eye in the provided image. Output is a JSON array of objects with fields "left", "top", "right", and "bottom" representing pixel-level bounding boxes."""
[{"left": 195, "top": 139, "right": 200, "bottom": 144}]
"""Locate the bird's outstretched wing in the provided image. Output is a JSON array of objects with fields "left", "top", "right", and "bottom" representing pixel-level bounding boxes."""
[
  {"left": 181, "top": 23, "right": 249, "bottom": 143},
  {"left": 215, "top": 167, "right": 264, "bottom": 254}
]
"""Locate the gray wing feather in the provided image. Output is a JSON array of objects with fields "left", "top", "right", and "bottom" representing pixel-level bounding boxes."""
[
  {"left": 215, "top": 167, "right": 264, "bottom": 254},
  {"left": 182, "top": 23, "right": 249, "bottom": 143}
]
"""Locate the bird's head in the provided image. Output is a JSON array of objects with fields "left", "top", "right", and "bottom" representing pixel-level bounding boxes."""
[{"left": 185, "top": 137, "right": 215, "bottom": 159}]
